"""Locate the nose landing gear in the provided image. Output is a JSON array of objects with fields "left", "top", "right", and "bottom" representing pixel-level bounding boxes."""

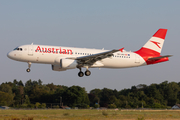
[{"left": 26, "top": 62, "right": 31, "bottom": 73}]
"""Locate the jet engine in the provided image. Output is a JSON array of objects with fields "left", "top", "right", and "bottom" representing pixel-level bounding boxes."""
[
  {"left": 60, "top": 59, "right": 77, "bottom": 69},
  {"left": 51, "top": 65, "right": 66, "bottom": 71}
]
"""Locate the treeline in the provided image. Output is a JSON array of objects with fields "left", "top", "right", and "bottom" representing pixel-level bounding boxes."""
[{"left": 0, "top": 80, "right": 179, "bottom": 109}]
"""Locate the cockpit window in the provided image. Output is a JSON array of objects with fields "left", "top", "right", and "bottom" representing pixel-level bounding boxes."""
[
  {"left": 14, "top": 47, "right": 22, "bottom": 51},
  {"left": 14, "top": 47, "right": 18, "bottom": 50}
]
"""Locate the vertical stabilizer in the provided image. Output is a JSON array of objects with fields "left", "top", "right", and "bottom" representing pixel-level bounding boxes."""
[
  {"left": 135, "top": 29, "right": 169, "bottom": 65},
  {"left": 135, "top": 29, "right": 167, "bottom": 56}
]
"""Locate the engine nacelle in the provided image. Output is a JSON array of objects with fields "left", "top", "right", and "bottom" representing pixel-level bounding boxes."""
[
  {"left": 51, "top": 65, "right": 66, "bottom": 71},
  {"left": 60, "top": 59, "right": 77, "bottom": 69}
]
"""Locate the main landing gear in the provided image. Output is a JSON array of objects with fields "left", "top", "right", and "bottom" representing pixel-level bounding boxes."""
[
  {"left": 78, "top": 67, "right": 91, "bottom": 77},
  {"left": 26, "top": 62, "right": 31, "bottom": 72}
]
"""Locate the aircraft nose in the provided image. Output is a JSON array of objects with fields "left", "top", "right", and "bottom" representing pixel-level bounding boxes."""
[{"left": 7, "top": 51, "right": 14, "bottom": 59}]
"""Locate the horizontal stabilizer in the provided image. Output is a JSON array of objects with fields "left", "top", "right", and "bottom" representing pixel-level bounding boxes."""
[{"left": 148, "top": 55, "right": 172, "bottom": 60}]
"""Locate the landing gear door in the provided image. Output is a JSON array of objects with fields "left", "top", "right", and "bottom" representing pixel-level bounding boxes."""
[
  {"left": 28, "top": 43, "right": 33, "bottom": 56},
  {"left": 135, "top": 54, "right": 140, "bottom": 63}
]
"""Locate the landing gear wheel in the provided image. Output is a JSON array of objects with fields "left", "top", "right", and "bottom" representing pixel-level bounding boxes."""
[
  {"left": 26, "top": 68, "right": 31, "bottom": 72},
  {"left": 78, "top": 71, "right": 84, "bottom": 77},
  {"left": 85, "top": 70, "right": 91, "bottom": 76},
  {"left": 26, "top": 62, "right": 31, "bottom": 73}
]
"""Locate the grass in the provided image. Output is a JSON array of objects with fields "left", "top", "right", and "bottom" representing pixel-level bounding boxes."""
[{"left": 0, "top": 109, "right": 180, "bottom": 120}]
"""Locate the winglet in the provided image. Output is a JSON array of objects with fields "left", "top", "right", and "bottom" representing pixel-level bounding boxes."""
[{"left": 119, "top": 47, "right": 124, "bottom": 52}]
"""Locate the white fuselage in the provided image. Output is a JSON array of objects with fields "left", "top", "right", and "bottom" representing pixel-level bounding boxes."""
[{"left": 7, "top": 44, "right": 146, "bottom": 69}]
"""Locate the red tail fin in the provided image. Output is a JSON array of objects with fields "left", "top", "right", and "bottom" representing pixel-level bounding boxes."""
[
  {"left": 135, "top": 29, "right": 167, "bottom": 56},
  {"left": 135, "top": 29, "right": 169, "bottom": 65}
]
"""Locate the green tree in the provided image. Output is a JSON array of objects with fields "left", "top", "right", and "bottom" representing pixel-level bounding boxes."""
[
  {"left": 100, "top": 88, "right": 116, "bottom": 107},
  {"left": 24, "top": 95, "right": 30, "bottom": 105},
  {"left": 46, "top": 83, "right": 57, "bottom": 91},
  {"left": 38, "top": 79, "right": 42, "bottom": 86},
  {"left": 94, "top": 103, "right": 99, "bottom": 108},
  {"left": 0, "top": 91, "right": 14, "bottom": 106},
  {"left": 152, "top": 103, "right": 165, "bottom": 108},
  {"left": 147, "top": 84, "right": 163, "bottom": 103},
  {"left": 18, "top": 80, "right": 24, "bottom": 86},
  {"left": 89, "top": 88, "right": 101, "bottom": 107},
  {"left": 12, "top": 85, "right": 25, "bottom": 106},
  {"left": 166, "top": 82, "right": 179, "bottom": 106},
  {"left": 63, "top": 86, "right": 90, "bottom": 107},
  {"left": 29, "top": 85, "right": 50, "bottom": 103},
  {"left": 0, "top": 83, "right": 12, "bottom": 94},
  {"left": 108, "top": 104, "right": 117, "bottom": 108},
  {"left": 13, "top": 79, "right": 18, "bottom": 85},
  {"left": 35, "top": 102, "right": 41, "bottom": 108},
  {"left": 21, "top": 103, "right": 28, "bottom": 108},
  {"left": 41, "top": 103, "right": 46, "bottom": 108},
  {"left": 114, "top": 99, "right": 123, "bottom": 108}
]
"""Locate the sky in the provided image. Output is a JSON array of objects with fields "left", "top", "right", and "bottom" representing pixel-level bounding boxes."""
[{"left": 0, "top": 0, "right": 180, "bottom": 92}]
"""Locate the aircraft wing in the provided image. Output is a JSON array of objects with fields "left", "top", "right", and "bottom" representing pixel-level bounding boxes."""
[
  {"left": 68, "top": 49, "right": 119, "bottom": 67},
  {"left": 148, "top": 55, "right": 172, "bottom": 60}
]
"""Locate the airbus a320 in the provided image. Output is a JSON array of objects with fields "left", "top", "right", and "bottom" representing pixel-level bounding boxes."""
[{"left": 7, "top": 29, "right": 172, "bottom": 77}]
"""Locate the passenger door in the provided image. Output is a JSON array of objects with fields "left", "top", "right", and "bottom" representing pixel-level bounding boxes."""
[{"left": 28, "top": 44, "right": 33, "bottom": 56}]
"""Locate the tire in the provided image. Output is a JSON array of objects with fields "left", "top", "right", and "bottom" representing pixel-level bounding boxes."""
[
  {"left": 26, "top": 68, "right": 31, "bottom": 72},
  {"left": 78, "top": 71, "right": 84, "bottom": 77},
  {"left": 85, "top": 70, "right": 91, "bottom": 76}
]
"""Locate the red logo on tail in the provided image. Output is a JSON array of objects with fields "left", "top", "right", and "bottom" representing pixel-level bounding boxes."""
[{"left": 150, "top": 41, "right": 161, "bottom": 48}]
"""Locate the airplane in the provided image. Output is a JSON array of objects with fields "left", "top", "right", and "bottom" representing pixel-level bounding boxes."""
[{"left": 7, "top": 28, "right": 172, "bottom": 77}]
